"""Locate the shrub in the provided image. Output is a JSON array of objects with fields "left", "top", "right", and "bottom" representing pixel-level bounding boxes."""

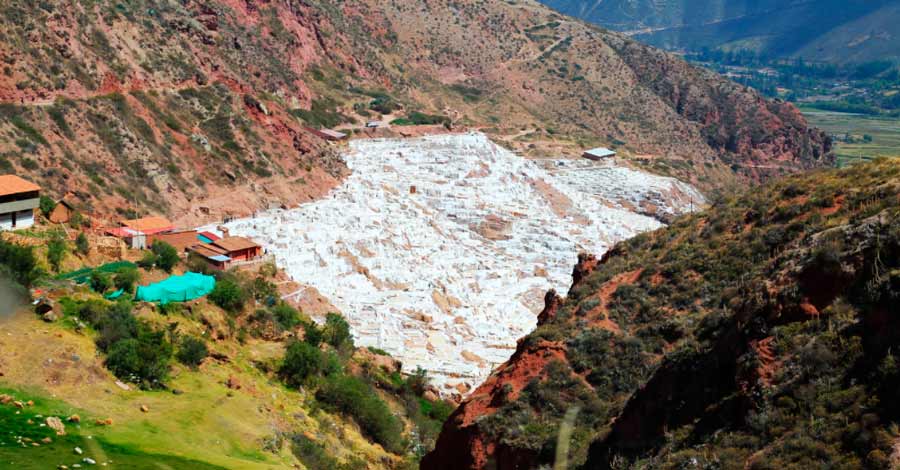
[
  {"left": 250, "top": 276, "right": 277, "bottom": 302},
  {"left": 113, "top": 266, "right": 140, "bottom": 293},
  {"left": 0, "top": 240, "right": 40, "bottom": 286},
  {"left": 151, "top": 241, "right": 179, "bottom": 273},
  {"left": 279, "top": 340, "right": 324, "bottom": 388},
  {"left": 89, "top": 271, "right": 113, "bottom": 293},
  {"left": 271, "top": 303, "right": 301, "bottom": 331},
  {"left": 46, "top": 236, "right": 66, "bottom": 273},
  {"left": 105, "top": 326, "right": 173, "bottom": 388},
  {"left": 324, "top": 312, "right": 353, "bottom": 351},
  {"left": 302, "top": 321, "right": 324, "bottom": 346},
  {"left": 209, "top": 278, "right": 246, "bottom": 314},
  {"left": 38, "top": 195, "right": 56, "bottom": 217},
  {"left": 95, "top": 302, "right": 139, "bottom": 351},
  {"left": 316, "top": 374, "right": 404, "bottom": 453},
  {"left": 290, "top": 434, "right": 340, "bottom": 470},
  {"left": 176, "top": 336, "right": 209, "bottom": 369},
  {"left": 75, "top": 232, "right": 90, "bottom": 255},
  {"left": 137, "top": 251, "right": 157, "bottom": 269}
]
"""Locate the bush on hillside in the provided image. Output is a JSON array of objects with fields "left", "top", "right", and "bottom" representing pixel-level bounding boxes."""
[
  {"left": 46, "top": 235, "right": 66, "bottom": 273},
  {"left": 0, "top": 239, "right": 40, "bottom": 287},
  {"left": 209, "top": 278, "right": 246, "bottom": 314},
  {"left": 75, "top": 232, "right": 90, "bottom": 255},
  {"left": 323, "top": 312, "right": 353, "bottom": 351},
  {"left": 316, "top": 373, "right": 404, "bottom": 453},
  {"left": 38, "top": 195, "right": 55, "bottom": 217},
  {"left": 137, "top": 251, "right": 157, "bottom": 270},
  {"left": 89, "top": 271, "right": 113, "bottom": 293},
  {"left": 279, "top": 340, "right": 324, "bottom": 388},
  {"left": 150, "top": 241, "right": 179, "bottom": 273},
  {"left": 105, "top": 326, "right": 173, "bottom": 388},
  {"left": 176, "top": 335, "right": 209, "bottom": 369},
  {"left": 302, "top": 321, "right": 324, "bottom": 346},
  {"left": 113, "top": 266, "right": 140, "bottom": 293}
]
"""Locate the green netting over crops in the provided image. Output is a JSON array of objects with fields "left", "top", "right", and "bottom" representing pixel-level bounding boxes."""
[
  {"left": 135, "top": 273, "right": 215, "bottom": 305},
  {"left": 56, "top": 261, "right": 137, "bottom": 284}
]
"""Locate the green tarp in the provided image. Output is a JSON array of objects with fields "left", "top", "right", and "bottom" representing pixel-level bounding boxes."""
[
  {"left": 104, "top": 288, "right": 125, "bottom": 300},
  {"left": 135, "top": 272, "right": 216, "bottom": 305}
]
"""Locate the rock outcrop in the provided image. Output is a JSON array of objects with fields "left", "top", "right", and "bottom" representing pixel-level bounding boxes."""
[{"left": 425, "top": 159, "right": 900, "bottom": 469}]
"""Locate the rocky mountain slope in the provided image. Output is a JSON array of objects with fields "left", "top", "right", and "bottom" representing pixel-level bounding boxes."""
[
  {"left": 540, "top": 0, "right": 900, "bottom": 64},
  {"left": 0, "top": 0, "right": 829, "bottom": 224},
  {"left": 424, "top": 158, "right": 900, "bottom": 469}
]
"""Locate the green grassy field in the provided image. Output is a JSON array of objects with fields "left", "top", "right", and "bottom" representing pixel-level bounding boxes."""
[
  {"left": 800, "top": 106, "right": 900, "bottom": 167},
  {"left": 0, "top": 386, "right": 226, "bottom": 470}
]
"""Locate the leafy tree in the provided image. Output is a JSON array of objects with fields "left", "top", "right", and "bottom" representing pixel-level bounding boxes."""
[
  {"left": 38, "top": 195, "right": 56, "bottom": 217},
  {"left": 176, "top": 336, "right": 209, "bottom": 369},
  {"left": 69, "top": 211, "right": 85, "bottom": 229},
  {"left": 279, "top": 340, "right": 324, "bottom": 388},
  {"left": 46, "top": 235, "right": 66, "bottom": 273},
  {"left": 75, "top": 232, "right": 90, "bottom": 255},
  {"left": 324, "top": 312, "right": 354, "bottom": 351},
  {"left": 113, "top": 266, "right": 140, "bottom": 293},
  {"left": 151, "top": 241, "right": 179, "bottom": 273},
  {"left": 209, "top": 278, "right": 246, "bottom": 314}
]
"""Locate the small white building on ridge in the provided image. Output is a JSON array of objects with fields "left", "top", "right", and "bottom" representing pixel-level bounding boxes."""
[
  {"left": 582, "top": 147, "right": 617, "bottom": 161},
  {"left": 0, "top": 175, "right": 40, "bottom": 231}
]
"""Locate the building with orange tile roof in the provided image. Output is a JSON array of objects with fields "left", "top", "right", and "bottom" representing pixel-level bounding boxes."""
[{"left": 0, "top": 175, "right": 40, "bottom": 231}]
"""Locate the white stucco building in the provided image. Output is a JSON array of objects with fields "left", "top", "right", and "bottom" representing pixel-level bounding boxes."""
[{"left": 0, "top": 175, "right": 41, "bottom": 231}]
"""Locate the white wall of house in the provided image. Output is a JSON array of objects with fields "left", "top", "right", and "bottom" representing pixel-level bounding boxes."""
[{"left": 0, "top": 209, "right": 35, "bottom": 231}]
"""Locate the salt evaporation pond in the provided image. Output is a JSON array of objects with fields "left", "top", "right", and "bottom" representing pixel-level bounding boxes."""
[{"left": 212, "top": 133, "right": 703, "bottom": 393}]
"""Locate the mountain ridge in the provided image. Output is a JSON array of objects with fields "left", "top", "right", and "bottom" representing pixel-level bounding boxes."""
[
  {"left": 0, "top": 0, "right": 830, "bottom": 227},
  {"left": 539, "top": 0, "right": 900, "bottom": 64}
]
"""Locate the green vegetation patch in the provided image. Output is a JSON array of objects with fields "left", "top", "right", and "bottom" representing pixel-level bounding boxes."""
[
  {"left": 0, "top": 387, "right": 225, "bottom": 470},
  {"left": 390, "top": 112, "right": 450, "bottom": 127}
]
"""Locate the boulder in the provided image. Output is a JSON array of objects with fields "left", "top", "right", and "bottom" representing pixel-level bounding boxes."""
[
  {"left": 67, "top": 415, "right": 81, "bottom": 423},
  {"left": 46, "top": 416, "right": 66, "bottom": 435},
  {"left": 226, "top": 376, "right": 241, "bottom": 390},
  {"left": 42, "top": 311, "right": 59, "bottom": 323}
]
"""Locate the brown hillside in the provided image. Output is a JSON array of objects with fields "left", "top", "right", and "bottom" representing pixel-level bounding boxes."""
[
  {"left": 424, "top": 158, "right": 900, "bottom": 469},
  {"left": 0, "top": 0, "right": 830, "bottom": 226}
]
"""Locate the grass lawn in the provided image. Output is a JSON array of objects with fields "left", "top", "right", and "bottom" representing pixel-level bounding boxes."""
[
  {"left": 800, "top": 106, "right": 900, "bottom": 167},
  {"left": 0, "top": 386, "right": 225, "bottom": 469},
  {"left": 0, "top": 307, "right": 395, "bottom": 470}
]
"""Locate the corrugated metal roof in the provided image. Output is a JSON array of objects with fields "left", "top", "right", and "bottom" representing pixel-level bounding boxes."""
[
  {"left": 583, "top": 147, "right": 616, "bottom": 158},
  {"left": 198, "top": 231, "right": 221, "bottom": 242},
  {"left": 0, "top": 175, "right": 40, "bottom": 197}
]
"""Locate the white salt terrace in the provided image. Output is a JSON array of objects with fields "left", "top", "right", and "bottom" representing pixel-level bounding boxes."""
[{"left": 213, "top": 133, "right": 703, "bottom": 393}]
